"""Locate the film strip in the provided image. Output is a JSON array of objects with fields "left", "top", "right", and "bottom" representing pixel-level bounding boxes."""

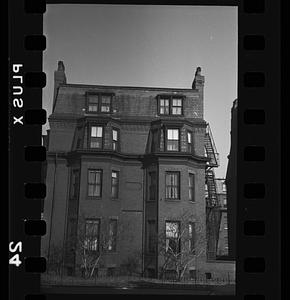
[{"left": 8, "top": 0, "right": 281, "bottom": 299}]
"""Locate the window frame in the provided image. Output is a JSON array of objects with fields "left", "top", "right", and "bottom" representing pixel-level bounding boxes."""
[
  {"left": 165, "top": 128, "right": 180, "bottom": 152},
  {"left": 165, "top": 171, "right": 180, "bottom": 200},
  {"left": 84, "top": 218, "right": 101, "bottom": 252},
  {"left": 112, "top": 128, "right": 120, "bottom": 151},
  {"left": 87, "top": 169, "right": 103, "bottom": 198},
  {"left": 165, "top": 220, "right": 181, "bottom": 254},
  {"left": 111, "top": 170, "right": 119, "bottom": 199},
  {"left": 188, "top": 173, "right": 195, "bottom": 202},
  {"left": 187, "top": 130, "right": 193, "bottom": 153},
  {"left": 188, "top": 222, "right": 196, "bottom": 254},
  {"left": 86, "top": 92, "right": 113, "bottom": 114},
  {"left": 88, "top": 124, "right": 104, "bottom": 149},
  {"left": 157, "top": 95, "right": 184, "bottom": 116},
  {"left": 108, "top": 219, "right": 117, "bottom": 252}
]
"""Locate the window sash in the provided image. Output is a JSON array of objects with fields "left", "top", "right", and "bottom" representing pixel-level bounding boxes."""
[
  {"left": 165, "top": 172, "right": 180, "bottom": 199},
  {"left": 166, "top": 129, "right": 179, "bottom": 151},
  {"left": 159, "top": 98, "right": 170, "bottom": 115},
  {"left": 108, "top": 219, "right": 117, "bottom": 252},
  {"left": 188, "top": 222, "right": 195, "bottom": 253},
  {"left": 187, "top": 131, "right": 193, "bottom": 152},
  {"left": 90, "top": 126, "right": 103, "bottom": 149},
  {"left": 171, "top": 98, "right": 182, "bottom": 115},
  {"left": 112, "top": 129, "right": 119, "bottom": 151},
  {"left": 85, "top": 219, "right": 100, "bottom": 251},
  {"left": 165, "top": 221, "right": 180, "bottom": 253},
  {"left": 111, "top": 171, "right": 119, "bottom": 198},
  {"left": 88, "top": 95, "right": 99, "bottom": 112},
  {"left": 100, "top": 95, "right": 111, "bottom": 112},
  {"left": 88, "top": 170, "right": 102, "bottom": 197},
  {"left": 189, "top": 174, "right": 195, "bottom": 201}
]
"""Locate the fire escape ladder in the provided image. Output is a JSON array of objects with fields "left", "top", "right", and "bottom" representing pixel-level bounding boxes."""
[
  {"left": 204, "top": 125, "right": 222, "bottom": 259},
  {"left": 204, "top": 125, "right": 219, "bottom": 167}
]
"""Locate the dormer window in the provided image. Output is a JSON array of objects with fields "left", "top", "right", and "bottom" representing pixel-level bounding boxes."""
[
  {"left": 86, "top": 92, "right": 113, "bottom": 113},
  {"left": 87, "top": 94, "right": 99, "bottom": 112},
  {"left": 158, "top": 95, "right": 184, "bottom": 116}
]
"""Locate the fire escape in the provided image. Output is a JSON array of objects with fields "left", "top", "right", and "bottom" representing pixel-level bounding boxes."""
[{"left": 204, "top": 124, "right": 222, "bottom": 260}]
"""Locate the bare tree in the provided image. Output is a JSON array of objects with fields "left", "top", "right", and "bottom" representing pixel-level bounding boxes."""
[
  {"left": 77, "top": 215, "right": 129, "bottom": 278},
  {"left": 157, "top": 210, "right": 207, "bottom": 281}
]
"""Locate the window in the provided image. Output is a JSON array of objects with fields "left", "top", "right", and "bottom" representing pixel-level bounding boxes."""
[
  {"left": 85, "top": 219, "right": 100, "bottom": 251},
  {"left": 158, "top": 95, "right": 184, "bottom": 116},
  {"left": 166, "top": 129, "right": 179, "bottom": 151},
  {"left": 165, "top": 221, "right": 180, "bottom": 253},
  {"left": 87, "top": 94, "right": 99, "bottom": 112},
  {"left": 223, "top": 198, "right": 227, "bottom": 207},
  {"left": 159, "top": 98, "right": 170, "bottom": 115},
  {"left": 100, "top": 95, "right": 111, "bottom": 112},
  {"left": 165, "top": 172, "right": 180, "bottom": 199},
  {"left": 112, "top": 128, "right": 119, "bottom": 151},
  {"left": 86, "top": 93, "right": 112, "bottom": 113},
  {"left": 147, "top": 220, "right": 156, "bottom": 253},
  {"left": 187, "top": 131, "right": 193, "bottom": 152},
  {"left": 171, "top": 98, "right": 182, "bottom": 115},
  {"left": 188, "top": 222, "right": 195, "bottom": 254},
  {"left": 108, "top": 219, "right": 117, "bottom": 252},
  {"left": 88, "top": 170, "right": 102, "bottom": 197},
  {"left": 111, "top": 171, "right": 119, "bottom": 198},
  {"left": 189, "top": 173, "right": 195, "bottom": 202},
  {"left": 148, "top": 172, "right": 157, "bottom": 201},
  {"left": 222, "top": 182, "right": 227, "bottom": 192},
  {"left": 90, "top": 126, "right": 103, "bottom": 149},
  {"left": 70, "top": 170, "right": 79, "bottom": 199}
]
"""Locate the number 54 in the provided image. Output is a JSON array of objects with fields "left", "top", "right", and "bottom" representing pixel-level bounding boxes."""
[{"left": 9, "top": 241, "right": 22, "bottom": 267}]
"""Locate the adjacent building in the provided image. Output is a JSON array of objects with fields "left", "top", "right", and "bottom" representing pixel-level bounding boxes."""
[
  {"left": 215, "top": 178, "right": 229, "bottom": 257},
  {"left": 42, "top": 61, "right": 235, "bottom": 280},
  {"left": 225, "top": 99, "right": 237, "bottom": 260}
]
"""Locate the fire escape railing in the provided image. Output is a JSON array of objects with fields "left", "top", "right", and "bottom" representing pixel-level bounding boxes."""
[{"left": 204, "top": 124, "right": 222, "bottom": 260}]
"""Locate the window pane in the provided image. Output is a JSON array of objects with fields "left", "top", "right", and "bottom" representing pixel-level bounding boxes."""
[
  {"left": 101, "top": 95, "right": 111, "bottom": 112},
  {"left": 91, "top": 126, "right": 97, "bottom": 137},
  {"left": 187, "top": 132, "right": 192, "bottom": 143},
  {"left": 172, "top": 107, "right": 182, "bottom": 115},
  {"left": 96, "top": 127, "right": 103, "bottom": 137},
  {"left": 113, "top": 130, "right": 118, "bottom": 141},
  {"left": 172, "top": 99, "right": 182, "bottom": 106},
  {"left": 89, "top": 95, "right": 99, "bottom": 103},
  {"left": 88, "top": 171, "right": 95, "bottom": 183}
]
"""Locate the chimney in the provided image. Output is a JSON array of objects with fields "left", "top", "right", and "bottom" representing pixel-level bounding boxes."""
[
  {"left": 53, "top": 61, "right": 67, "bottom": 111},
  {"left": 192, "top": 66, "right": 205, "bottom": 90}
]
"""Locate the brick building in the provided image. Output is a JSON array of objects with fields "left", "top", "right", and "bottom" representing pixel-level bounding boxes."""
[
  {"left": 225, "top": 99, "right": 237, "bottom": 260},
  {"left": 42, "top": 62, "right": 235, "bottom": 280},
  {"left": 215, "top": 178, "right": 229, "bottom": 257}
]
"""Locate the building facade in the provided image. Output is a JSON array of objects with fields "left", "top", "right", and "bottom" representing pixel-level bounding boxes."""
[
  {"left": 215, "top": 178, "right": 229, "bottom": 257},
  {"left": 225, "top": 99, "right": 237, "bottom": 260},
  {"left": 42, "top": 61, "right": 235, "bottom": 280}
]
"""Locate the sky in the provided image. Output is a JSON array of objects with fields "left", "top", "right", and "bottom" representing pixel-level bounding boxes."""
[{"left": 43, "top": 4, "right": 237, "bottom": 178}]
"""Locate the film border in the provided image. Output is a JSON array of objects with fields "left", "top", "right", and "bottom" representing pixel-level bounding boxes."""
[{"left": 8, "top": 0, "right": 281, "bottom": 299}]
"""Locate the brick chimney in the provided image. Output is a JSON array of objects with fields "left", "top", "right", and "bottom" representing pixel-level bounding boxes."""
[
  {"left": 53, "top": 61, "right": 67, "bottom": 111},
  {"left": 192, "top": 66, "right": 205, "bottom": 90}
]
